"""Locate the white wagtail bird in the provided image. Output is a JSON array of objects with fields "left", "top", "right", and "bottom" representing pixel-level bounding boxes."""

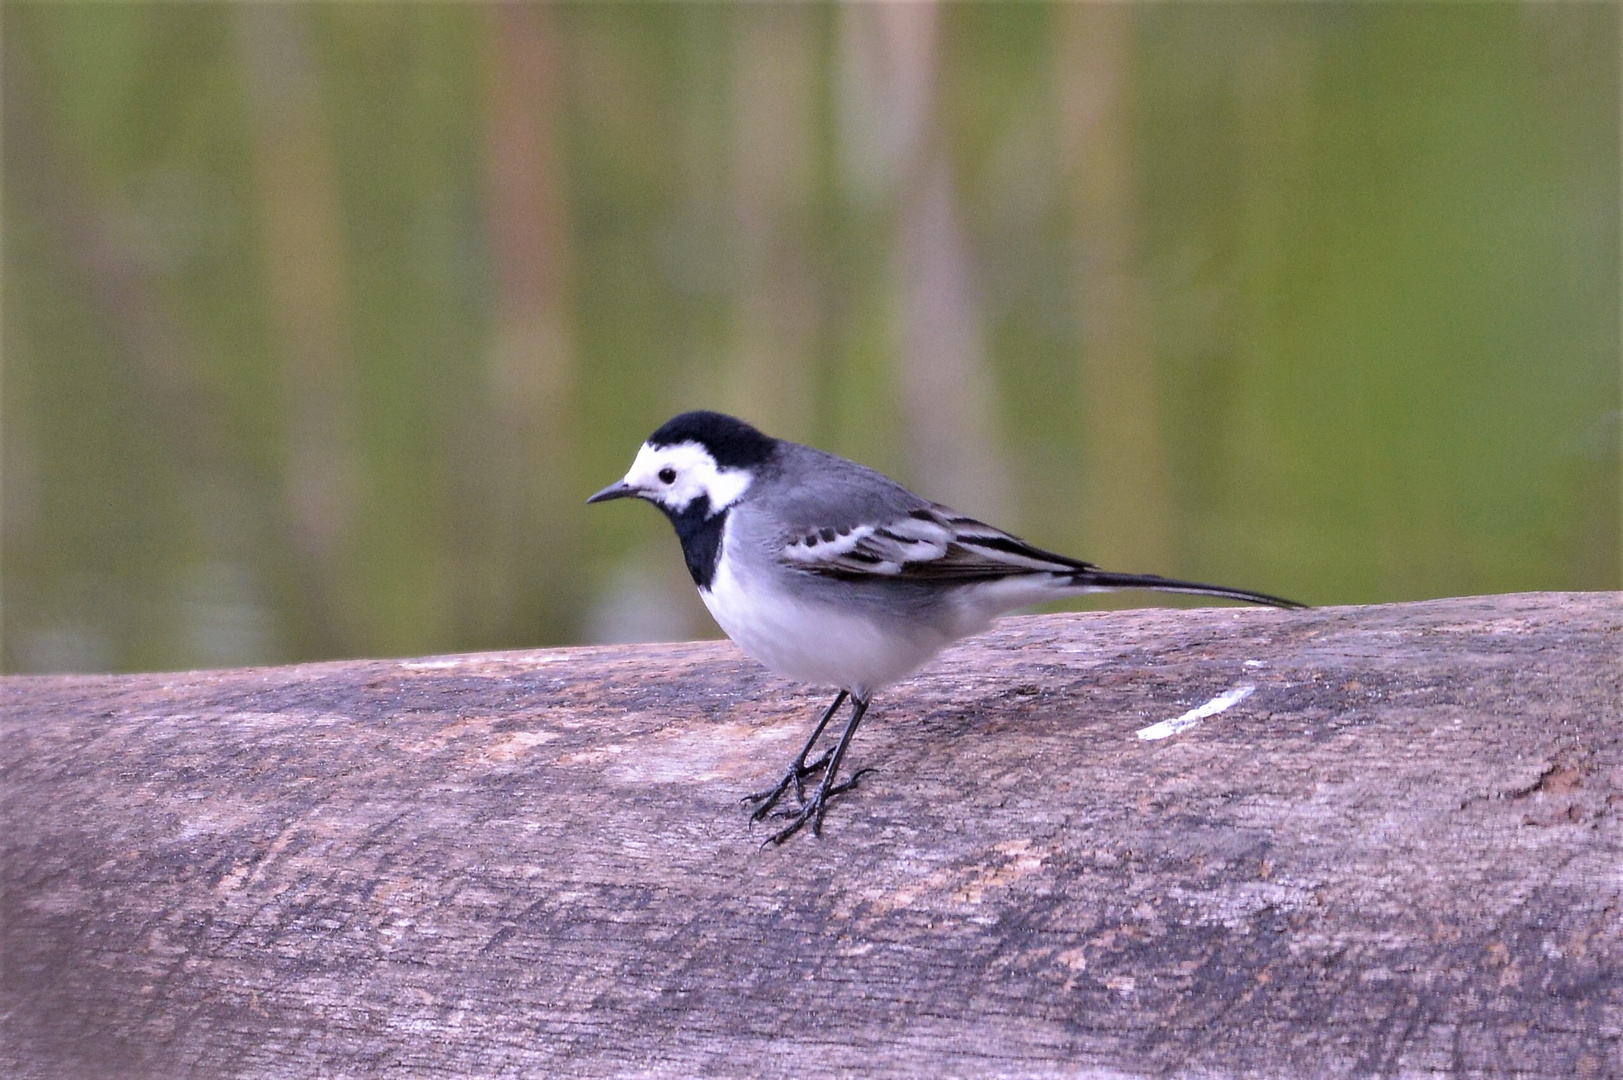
[{"left": 589, "top": 411, "right": 1303, "bottom": 844}]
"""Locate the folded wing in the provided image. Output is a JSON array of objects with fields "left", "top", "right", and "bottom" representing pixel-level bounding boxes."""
[{"left": 780, "top": 504, "right": 1095, "bottom": 582}]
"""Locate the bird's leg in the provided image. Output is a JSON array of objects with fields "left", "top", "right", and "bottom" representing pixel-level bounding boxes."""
[
  {"left": 763, "top": 695, "right": 872, "bottom": 846},
  {"left": 743, "top": 690, "right": 848, "bottom": 820}
]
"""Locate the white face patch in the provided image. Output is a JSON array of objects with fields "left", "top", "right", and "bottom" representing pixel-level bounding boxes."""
[{"left": 621, "top": 440, "right": 752, "bottom": 515}]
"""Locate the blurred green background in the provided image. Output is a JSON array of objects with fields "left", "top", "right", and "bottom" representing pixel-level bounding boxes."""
[{"left": 3, "top": 3, "right": 1618, "bottom": 674}]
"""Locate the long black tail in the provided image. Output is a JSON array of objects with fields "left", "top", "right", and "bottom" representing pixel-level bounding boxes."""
[{"left": 1071, "top": 570, "right": 1305, "bottom": 610}]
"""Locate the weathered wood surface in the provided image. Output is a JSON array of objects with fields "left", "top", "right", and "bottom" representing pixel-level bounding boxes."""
[{"left": 3, "top": 592, "right": 1620, "bottom": 1079}]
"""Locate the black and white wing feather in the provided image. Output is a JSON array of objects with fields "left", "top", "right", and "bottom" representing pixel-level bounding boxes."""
[
  {"left": 780, "top": 504, "right": 1094, "bottom": 582},
  {"left": 777, "top": 501, "right": 1302, "bottom": 608}
]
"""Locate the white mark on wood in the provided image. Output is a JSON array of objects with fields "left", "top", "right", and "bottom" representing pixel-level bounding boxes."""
[{"left": 1137, "top": 684, "right": 1255, "bottom": 741}]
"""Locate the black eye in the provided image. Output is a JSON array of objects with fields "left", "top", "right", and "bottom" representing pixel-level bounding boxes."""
[{"left": 658, "top": 468, "right": 676, "bottom": 484}]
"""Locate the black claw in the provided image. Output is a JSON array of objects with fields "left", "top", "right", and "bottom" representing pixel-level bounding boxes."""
[
  {"left": 827, "top": 766, "right": 874, "bottom": 798},
  {"left": 762, "top": 800, "right": 817, "bottom": 846},
  {"left": 743, "top": 784, "right": 788, "bottom": 822},
  {"left": 741, "top": 784, "right": 784, "bottom": 819},
  {"left": 762, "top": 767, "right": 875, "bottom": 845}
]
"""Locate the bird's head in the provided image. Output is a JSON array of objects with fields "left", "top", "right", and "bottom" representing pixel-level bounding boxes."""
[{"left": 587, "top": 411, "right": 776, "bottom": 519}]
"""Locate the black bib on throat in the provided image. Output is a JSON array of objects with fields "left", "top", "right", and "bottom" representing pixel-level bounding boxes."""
[{"left": 662, "top": 495, "right": 726, "bottom": 589}]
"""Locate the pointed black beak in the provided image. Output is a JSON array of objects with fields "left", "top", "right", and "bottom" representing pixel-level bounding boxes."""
[{"left": 586, "top": 480, "right": 639, "bottom": 505}]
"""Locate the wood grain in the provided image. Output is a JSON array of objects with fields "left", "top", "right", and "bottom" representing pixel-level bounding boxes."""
[{"left": 3, "top": 593, "right": 1620, "bottom": 1078}]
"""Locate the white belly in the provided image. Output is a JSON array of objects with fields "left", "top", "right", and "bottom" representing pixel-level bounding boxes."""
[{"left": 699, "top": 554, "right": 948, "bottom": 695}]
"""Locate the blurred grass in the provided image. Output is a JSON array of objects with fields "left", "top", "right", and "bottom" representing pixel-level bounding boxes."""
[{"left": 2, "top": 2, "right": 1617, "bottom": 673}]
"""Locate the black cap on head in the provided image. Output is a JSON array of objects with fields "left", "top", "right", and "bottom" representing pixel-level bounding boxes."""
[{"left": 647, "top": 411, "right": 776, "bottom": 469}]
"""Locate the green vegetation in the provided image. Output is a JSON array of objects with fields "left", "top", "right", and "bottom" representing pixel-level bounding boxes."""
[{"left": 3, "top": 4, "right": 1617, "bottom": 673}]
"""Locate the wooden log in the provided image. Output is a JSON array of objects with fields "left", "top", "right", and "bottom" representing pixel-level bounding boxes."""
[{"left": 3, "top": 592, "right": 1620, "bottom": 1079}]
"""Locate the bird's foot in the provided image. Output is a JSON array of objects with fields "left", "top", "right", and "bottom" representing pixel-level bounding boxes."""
[
  {"left": 741, "top": 748, "right": 835, "bottom": 821},
  {"left": 759, "top": 768, "right": 874, "bottom": 846}
]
